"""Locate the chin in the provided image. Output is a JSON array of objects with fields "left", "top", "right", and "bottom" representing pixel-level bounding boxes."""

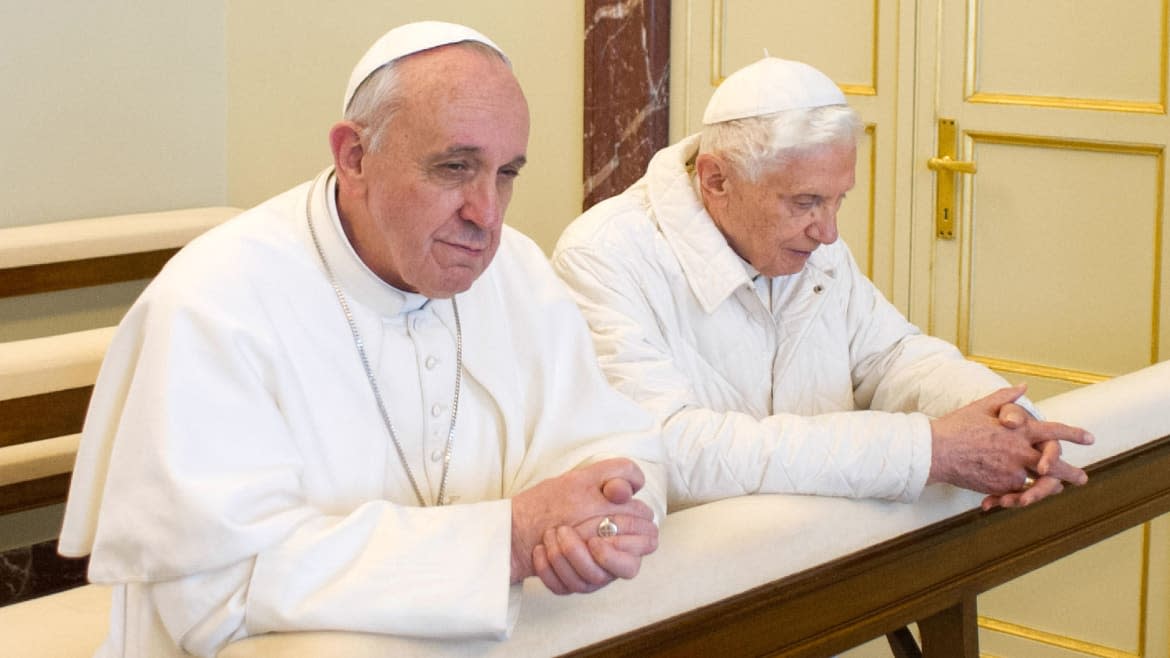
[{"left": 423, "top": 271, "right": 482, "bottom": 299}]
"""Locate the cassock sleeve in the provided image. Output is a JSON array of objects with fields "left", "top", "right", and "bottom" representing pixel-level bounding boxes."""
[{"left": 464, "top": 231, "right": 669, "bottom": 523}]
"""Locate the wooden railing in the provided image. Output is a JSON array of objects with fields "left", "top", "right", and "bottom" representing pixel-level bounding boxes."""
[
  {"left": 220, "top": 360, "right": 1170, "bottom": 658},
  {"left": 0, "top": 208, "right": 238, "bottom": 515},
  {"left": 569, "top": 434, "right": 1170, "bottom": 657}
]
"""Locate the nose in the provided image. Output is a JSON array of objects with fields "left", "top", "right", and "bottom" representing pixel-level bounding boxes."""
[
  {"left": 807, "top": 204, "right": 839, "bottom": 245},
  {"left": 460, "top": 176, "right": 503, "bottom": 229}
]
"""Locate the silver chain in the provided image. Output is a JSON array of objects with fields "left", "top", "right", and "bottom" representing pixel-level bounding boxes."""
[{"left": 305, "top": 176, "right": 462, "bottom": 507}]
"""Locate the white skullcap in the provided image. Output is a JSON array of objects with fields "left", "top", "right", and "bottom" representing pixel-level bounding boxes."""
[
  {"left": 342, "top": 21, "right": 507, "bottom": 114},
  {"left": 702, "top": 57, "right": 846, "bottom": 125}
]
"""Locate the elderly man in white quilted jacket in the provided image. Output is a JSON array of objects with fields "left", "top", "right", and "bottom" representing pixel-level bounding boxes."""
[{"left": 553, "top": 57, "right": 1094, "bottom": 512}]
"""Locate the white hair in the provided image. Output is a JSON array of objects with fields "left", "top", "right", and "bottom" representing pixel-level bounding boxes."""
[
  {"left": 343, "top": 40, "right": 507, "bottom": 153},
  {"left": 698, "top": 105, "right": 863, "bottom": 180}
]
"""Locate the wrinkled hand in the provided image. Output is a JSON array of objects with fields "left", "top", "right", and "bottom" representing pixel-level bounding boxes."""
[
  {"left": 928, "top": 385, "right": 1093, "bottom": 509},
  {"left": 979, "top": 398, "right": 1094, "bottom": 510},
  {"left": 511, "top": 458, "right": 657, "bottom": 593}
]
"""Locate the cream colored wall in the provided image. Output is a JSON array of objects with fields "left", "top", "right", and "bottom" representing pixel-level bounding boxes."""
[
  {"left": 226, "top": 0, "right": 584, "bottom": 254},
  {"left": 0, "top": 1, "right": 227, "bottom": 342},
  {"left": 0, "top": 1, "right": 227, "bottom": 228}
]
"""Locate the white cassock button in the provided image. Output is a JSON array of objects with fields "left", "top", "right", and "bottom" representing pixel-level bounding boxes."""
[
  {"left": 425, "top": 355, "right": 438, "bottom": 370},
  {"left": 431, "top": 403, "right": 444, "bottom": 417},
  {"left": 431, "top": 449, "right": 443, "bottom": 462}
]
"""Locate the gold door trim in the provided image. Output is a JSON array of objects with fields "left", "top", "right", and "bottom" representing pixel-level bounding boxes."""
[
  {"left": 968, "top": 356, "right": 1109, "bottom": 385},
  {"left": 979, "top": 616, "right": 1139, "bottom": 658},
  {"left": 967, "top": 92, "right": 1166, "bottom": 115},
  {"left": 956, "top": 132, "right": 1165, "bottom": 369},
  {"left": 863, "top": 123, "right": 877, "bottom": 281},
  {"left": 710, "top": 0, "right": 880, "bottom": 94},
  {"left": 965, "top": 0, "right": 1169, "bottom": 114},
  {"left": 978, "top": 524, "right": 1151, "bottom": 658}
]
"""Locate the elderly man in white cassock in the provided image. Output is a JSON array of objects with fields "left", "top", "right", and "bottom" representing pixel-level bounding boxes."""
[
  {"left": 553, "top": 57, "right": 1093, "bottom": 512},
  {"left": 58, "top": 21, "right": 666, "bottom": 658}
]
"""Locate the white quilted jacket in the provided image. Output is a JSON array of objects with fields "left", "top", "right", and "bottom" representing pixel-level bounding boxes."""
[{"left": 554, "top": 134, "right": 1024, "bottom": 509}]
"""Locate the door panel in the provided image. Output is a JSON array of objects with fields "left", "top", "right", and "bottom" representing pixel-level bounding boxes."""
[
  {"left": 919, "top": 0, "right": 1170, "bottom": 655},
  {"left": 670, "top": 0, "right": 1170, "bottom": 655}
]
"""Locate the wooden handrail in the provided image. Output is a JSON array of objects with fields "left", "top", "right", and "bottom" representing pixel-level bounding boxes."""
[{"left": 566, "top": 435, "right": 1170, "bottom": 657}]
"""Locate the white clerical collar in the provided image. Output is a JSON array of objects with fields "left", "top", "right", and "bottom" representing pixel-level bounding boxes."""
[{"left": 307, "top": 168, "right": 429, "bottom": 316}]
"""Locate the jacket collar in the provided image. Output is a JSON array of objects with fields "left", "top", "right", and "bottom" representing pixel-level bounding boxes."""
[{"left": 647, "top": 134, "right": 755, "bottom": 314}]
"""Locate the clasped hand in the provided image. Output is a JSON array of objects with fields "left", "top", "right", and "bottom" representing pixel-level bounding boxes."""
[
  {"left": 511, "top": 458, "right": 659, "bottom": 595},
  {"left": 928, "top": 384, "right": 1095, "bottom": 510}
]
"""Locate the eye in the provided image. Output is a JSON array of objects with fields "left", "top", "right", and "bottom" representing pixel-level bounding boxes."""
[
  {"left": 793, "top": 196, "right": 819, "bottom": 210},
  {"left": 499, "top": 166, "right": 521, "bottom": 180}
]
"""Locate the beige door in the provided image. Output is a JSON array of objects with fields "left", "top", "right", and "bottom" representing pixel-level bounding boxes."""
[
  {"left": 674, "top": 0, "right": 1170, "bottom": 656},
  {"left": 910, "top": 1, "right": 1170, "bottom": 656}
]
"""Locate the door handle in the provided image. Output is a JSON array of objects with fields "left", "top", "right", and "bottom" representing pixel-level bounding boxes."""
[
  {"left": 931, "top": 119, "right": 976, "bottom": 240},
  {"left": 928, "top": 155, "right": 977, "bottom": 174}
]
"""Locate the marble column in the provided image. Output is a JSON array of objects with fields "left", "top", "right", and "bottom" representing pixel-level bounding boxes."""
[{"left": 583, "top": 0, "right": 671, "bottom": 210}]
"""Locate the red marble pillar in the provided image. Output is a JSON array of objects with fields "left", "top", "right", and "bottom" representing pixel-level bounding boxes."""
[{"left": 583, "top": 0, "right": 671, "bottom": 210}]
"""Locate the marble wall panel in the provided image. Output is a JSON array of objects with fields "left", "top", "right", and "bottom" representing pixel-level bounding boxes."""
[
  {"left": 583, "top": 0, "right": 671, "bottom": 209},
  {"left": 0, "top": 540, "right": 87, "bottom": 606}
]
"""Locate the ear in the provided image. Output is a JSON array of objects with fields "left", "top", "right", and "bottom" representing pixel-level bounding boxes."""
[
  {"left": 695, "top": 153, "right": 732, "bottom": 207},
  {"left": 330, "top": 121, "right": 366, "bottom": 189}
]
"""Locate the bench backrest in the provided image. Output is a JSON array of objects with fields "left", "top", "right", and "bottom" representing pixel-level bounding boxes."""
[{"left": 0, "top": 207, "right": 239, "bottom": 514}]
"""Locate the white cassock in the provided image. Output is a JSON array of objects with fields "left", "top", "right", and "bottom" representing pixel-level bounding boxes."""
[
  {"left": 553, "top": 134, "right": 1034, "bottom": 509},
  {"left": 58, "top": 169, "right": 667, "bottom": 658}
]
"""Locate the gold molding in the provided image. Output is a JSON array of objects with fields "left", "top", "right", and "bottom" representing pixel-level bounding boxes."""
[
  {"left": 968, "top": 356, "right": 1110, "bottom": 385},
  {"left": 968, "top": 93, "right": 1166, "bottom": 115},
  {"left": 1155, "top": 151, "right": 1165, "bottom": 364},
  {"left": 979, "top": 616, "right": 1140, "bottom": 658},
  {"left": 956, "top": 132, "right": 1165, "bottom": 372},
  {"left": 709, "top": 0, "right": 880, "bottom": 94},
  {"left": 710, "top": 0, "right": 723, "bottom": 87},
  {"left": 966, "top": 0, "right": 1169, "bottom": 114},
  {"left": 864, "top": 123, "right": 877, "bottom": 282}
]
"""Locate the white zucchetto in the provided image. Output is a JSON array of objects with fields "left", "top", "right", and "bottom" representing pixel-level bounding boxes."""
[
  {"left": 343, "top": 21, "right": 507, "bottom": 114},
  {"left": 702, "top": 57, "right": 846, "bottom": 125}
]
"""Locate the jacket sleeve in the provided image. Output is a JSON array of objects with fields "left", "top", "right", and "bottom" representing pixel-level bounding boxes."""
[
  {"left": 839, "top": 245, "right": 1041, "bottom": 420},
  {"left": 553, "top": 245, "right": 932, "bottom": 509}
]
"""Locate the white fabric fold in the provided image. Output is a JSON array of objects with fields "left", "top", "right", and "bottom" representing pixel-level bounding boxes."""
[{"left": 60, "top": 169, "right": 666, "bottom": 656}]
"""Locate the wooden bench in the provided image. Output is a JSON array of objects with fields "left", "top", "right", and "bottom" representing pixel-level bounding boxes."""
[
  {"left": 0, "top": 207, "right": 240, "bottom": 299},
  {"left": 0, "top": 328, "right": 113, "bottom": 514},
  {"left": 0, "top": 207, "right": 239, "bottom": 515},
  {"left": 0, "top": 207, "right": 239, "bottom": 656}
]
